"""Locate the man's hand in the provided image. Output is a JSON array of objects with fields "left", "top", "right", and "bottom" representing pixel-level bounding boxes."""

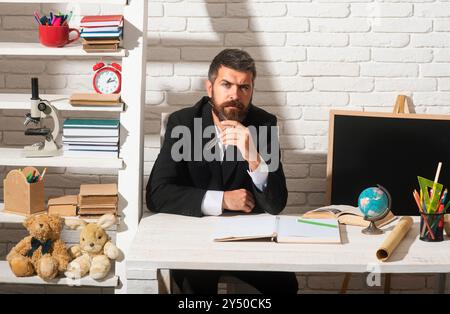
[
  {"left": 222, "top": 189, "right": 255, "bottom": 213},
  {"left": 220, "top": 120, "right": 261, "bottom": 171}
]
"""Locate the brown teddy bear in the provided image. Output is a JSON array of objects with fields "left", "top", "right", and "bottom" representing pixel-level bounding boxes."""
[
  {"left": 64, "top": 213, "right": 119, "bottom": 280},
  {"left": 6, "top": 214, "right": 71, "bottom": 280}
]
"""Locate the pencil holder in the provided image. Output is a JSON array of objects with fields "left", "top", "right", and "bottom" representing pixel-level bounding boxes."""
[
  {"left": 39, "top": 25, "right": 80, "bottom": 47},
  {"left": 3, "top": 166, "right": 45, "bottom": 216},
  {"left": 419, "top": 212, "right": 445, "bottom": 242}
]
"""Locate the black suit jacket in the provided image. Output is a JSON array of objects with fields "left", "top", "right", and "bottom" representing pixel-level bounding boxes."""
[{"left": 146, "top": 96, "right": 288, "bottom": 217}]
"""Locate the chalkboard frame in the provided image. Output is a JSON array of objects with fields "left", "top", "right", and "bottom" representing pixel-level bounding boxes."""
[{"left": 326, "top": 110, "right": 450, "bottom": 214}]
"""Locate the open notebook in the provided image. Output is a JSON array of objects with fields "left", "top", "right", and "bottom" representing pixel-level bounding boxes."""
[
  {"left": 212, "top": 215, "right": 341, "bottom": 244},
  {"left": 302, "top": 205, "right": 397, "bottom": 228}
]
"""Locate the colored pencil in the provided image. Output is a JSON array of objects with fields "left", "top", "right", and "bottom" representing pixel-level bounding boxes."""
[
  {"left": 39, "top": 168, "right": 47, "bottom": 181},
  {"left": 414, "top": 190, "right": 435, "bottom": 239}
]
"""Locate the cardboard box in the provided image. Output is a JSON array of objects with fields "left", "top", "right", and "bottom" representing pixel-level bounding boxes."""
[
  {"left": 78, "top": 183, "right": 118, "bottom": 217},
  {"left": 78, "top": 209, "right": 117, "bottom": 215},
  {"left": 3, "top": 166, "right": 45, "bottom": 216},
  {"left": 79, "top": 183, "right": 118, "bottom": 196},
  {"left": 79, "top": 183, "right": 118, "bottom": 205},
  {"left": 48, "top": 195, "right": 78, "bottom": 217}
]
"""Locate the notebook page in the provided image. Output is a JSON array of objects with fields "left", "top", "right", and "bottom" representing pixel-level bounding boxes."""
[
  {"left": 277, "top": 216, "right": 340, "bottom": 240},
  {"left": 212, "top": 215, "right": 277, "bottom": 241}
]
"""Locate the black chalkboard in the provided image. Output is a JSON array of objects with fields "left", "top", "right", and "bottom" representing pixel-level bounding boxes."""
[{"left": 327, "top": 111, "right": 450, "bottom": 216}]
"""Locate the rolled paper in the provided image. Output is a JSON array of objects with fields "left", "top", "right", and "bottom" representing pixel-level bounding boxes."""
[{"left": 376, "top": 216, "right": 413, "bottom": 262}]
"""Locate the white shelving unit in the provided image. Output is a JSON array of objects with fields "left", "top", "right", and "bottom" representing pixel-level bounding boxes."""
[
  {"left": 0, "top": 0, "right": 147, "bottom": 293},
  {"left": 0, "top": 43, "right": 127, "bottom": 57},
  {"left": 0, "top": 202, "right": 121, "bottom": 226},
  {"left": 0, "top": 94, "right": 124, "bottom": 112},
  {"left": 0, "top": 261, "right": 119, "bottom": 286},
  {"left": 0, "top": 148, "right": 123, "bottom": 168},
  {"left": 0, "top": 0, "right": 127, "bottom": 4},
  {"left": 0, "top": 203, "right": 24, "bottom": 224}
]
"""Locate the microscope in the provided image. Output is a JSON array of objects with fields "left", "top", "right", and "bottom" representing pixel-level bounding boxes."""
[{"left": 23, "top": 78, "right": 62, "bottom": 157}]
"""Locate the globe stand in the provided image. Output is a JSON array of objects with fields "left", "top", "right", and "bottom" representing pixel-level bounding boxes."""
[{"left": 362, "top": 221, "right": 384, "bottom": 235}]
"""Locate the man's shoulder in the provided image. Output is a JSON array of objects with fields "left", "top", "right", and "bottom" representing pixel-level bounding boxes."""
[
  {"left": 167, "top": 99, "right": 205, "bottom": 125},
  {"left": 248, "top": 105, "right": 277, "bottom": 126}
]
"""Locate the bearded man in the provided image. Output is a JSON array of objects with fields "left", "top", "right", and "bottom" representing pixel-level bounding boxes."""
[{"left": 146, "top": 49, "right": 297, "bottom": 294}]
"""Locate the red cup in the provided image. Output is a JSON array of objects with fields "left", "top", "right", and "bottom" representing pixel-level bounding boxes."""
[{"left": 39, "top": 25, "right": 80, "bottom": 47}]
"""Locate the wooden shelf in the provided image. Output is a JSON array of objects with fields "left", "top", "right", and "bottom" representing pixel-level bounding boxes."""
[
  {"left": 0, "top": 0, "right": 126, "bottom": 5},
  {"left": 0, "top": 261, "right": 118, "bottom": 287},
  {"left": 0, "top": 43, "right": 126, "bottom": 57},
  {"left": 0, "top": 148, "right": 123, "bottom": 169},
  {"left": 0, "top": 94, "right": 124, "bottom": 112}
]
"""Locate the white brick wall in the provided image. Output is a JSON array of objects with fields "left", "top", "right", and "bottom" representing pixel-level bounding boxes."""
[{"left": 1, "top": 0, "right": 449, "bottom": 294}]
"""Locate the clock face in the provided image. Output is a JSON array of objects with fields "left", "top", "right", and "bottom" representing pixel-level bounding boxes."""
[{"left": 94, "top": 69, "right": 120, "bottom": 94}]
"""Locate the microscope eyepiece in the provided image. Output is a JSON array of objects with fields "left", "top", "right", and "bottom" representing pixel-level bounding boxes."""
[{"left": 31, "top": 77, "right": 39, "bottom": 100}]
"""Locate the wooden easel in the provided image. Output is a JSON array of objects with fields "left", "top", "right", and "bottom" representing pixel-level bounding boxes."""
[
  {"left": 339, "top": 95, "right": 408, "bottom": 294},
  {"left": 392, "top": 94, "right": 410, "bottom": 114}
]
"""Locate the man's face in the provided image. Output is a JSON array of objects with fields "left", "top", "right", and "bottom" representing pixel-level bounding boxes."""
[{"left": 206, "top": 66, "right": 254, "bottom": 122}]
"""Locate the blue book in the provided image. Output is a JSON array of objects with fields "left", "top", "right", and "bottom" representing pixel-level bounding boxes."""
[
  {"left": 64, "top": 119, "right": 119, "bottom": 129},
  {"left": 81, "top": 26, "right": 121, "bottom": 33},
  {"left": 81, "top": 30, "right": 122, "bottom": 38},
  {"left": 81, "top": 29, "right": 122, "bottom": 35}
]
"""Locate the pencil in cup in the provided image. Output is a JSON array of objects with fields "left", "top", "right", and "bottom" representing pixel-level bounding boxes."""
[
  {"left": 39, "top": 168, "right": 47, "bottom": 182},
  {"left": 413, "top": 190, "right": 435, "bottom": 240}
]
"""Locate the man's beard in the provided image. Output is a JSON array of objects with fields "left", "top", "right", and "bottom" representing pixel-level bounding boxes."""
[{"left": 210, "top": 92, "right": 250, "bottom": 122}]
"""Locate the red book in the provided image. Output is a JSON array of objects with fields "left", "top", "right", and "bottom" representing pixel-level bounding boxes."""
[{"left": 81, "top": 15, "right": 123, "bottom": 27}]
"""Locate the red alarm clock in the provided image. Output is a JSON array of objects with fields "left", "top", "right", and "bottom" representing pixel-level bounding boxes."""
[{"left": 92, "top": 62, "right": 122, "bottom": 94}]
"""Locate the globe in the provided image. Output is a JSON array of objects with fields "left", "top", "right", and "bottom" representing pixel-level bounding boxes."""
[{"left": 358, "top": 186, "right": 391, "bottom": 220}]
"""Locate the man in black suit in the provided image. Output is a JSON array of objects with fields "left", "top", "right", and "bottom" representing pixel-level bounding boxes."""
[{"left": 146, "top": 49, "right": 298, "bottom": 294}]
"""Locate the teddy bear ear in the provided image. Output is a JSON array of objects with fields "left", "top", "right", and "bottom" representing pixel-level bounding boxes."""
[
  {"left": 23, "top": 215, "right": 36, "bottom": 229},
  {"left": 97, "top": 214, "right": 116, "bottom": 230},
  {"left": 45, "top": 214, "right": 64, "bottom": 233},
  {"left": 48, "top": 214, "right": 64, "bottom": 228}
]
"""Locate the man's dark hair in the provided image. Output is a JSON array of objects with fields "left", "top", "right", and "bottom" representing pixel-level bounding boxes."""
[{"left": 208, "top": 49, "right": 256, "bottom": 83}]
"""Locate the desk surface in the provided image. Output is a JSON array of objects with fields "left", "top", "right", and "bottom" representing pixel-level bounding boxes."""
[{"left": 127, "top": 213, "right": 450, "bottom": 274}]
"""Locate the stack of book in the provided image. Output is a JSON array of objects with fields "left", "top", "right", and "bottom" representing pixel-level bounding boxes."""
[
  {"left": 78, "top": 183, "right": 118, "bottom": 217},
  {"left": 63, "top": 119, "right": 119, "bottom": 158},
  {"left": 80, "top": 15, "right": 123, "bottom": 52}
]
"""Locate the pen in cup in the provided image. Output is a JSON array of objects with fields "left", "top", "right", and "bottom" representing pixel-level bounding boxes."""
[{"left": 33, "top": 11, "right": 41, "bottom": 25}]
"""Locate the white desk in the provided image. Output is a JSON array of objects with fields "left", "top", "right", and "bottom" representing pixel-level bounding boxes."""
[{"left": 126, "top": 213, "right": 450, "bottom": 294}]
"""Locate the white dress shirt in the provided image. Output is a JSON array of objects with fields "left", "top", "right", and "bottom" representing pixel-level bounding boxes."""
[{"left": 201, "top": 126, "right": 269, "bottom": 216}]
